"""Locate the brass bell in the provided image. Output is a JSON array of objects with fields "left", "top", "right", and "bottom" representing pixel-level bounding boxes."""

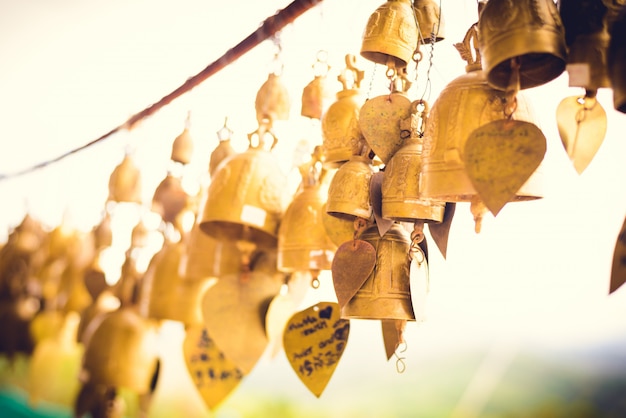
[
  {"left": 478, "top": 0, "right": 567, "bottom": 90},
  {"left": 414, "top": 0, "right": 445, "bottom": 43},
  {"left": 608, "top": 6, "right": 626, "bottom": 112},
  {"left": 80, "top": 308, "right": 159, "bottom": 393},
  {"left": 170, "top": 113, "right": 194, "bottom": 165},
  {"left": 321, "top": 54, "right": 366, "bottom": 167},
  {"left": 420, "top": 23, "right": 542, "bottom": 230},
  {"left": 341, "top": 223, "right": 415, "bottom": 321},
  {"left": 209, "top": 119, "right": 237, "bottom": 177},
  {"left": 326, "top": 139, "right": 375, "bottom": 221},
  {"left": 152, "top": 173, "right": 189, "bottom": 225},
  {"left": 381, "top": 100, "right": 445, "bottom": 223},
  {"left": 361, "top": 0, "right": 419, "bottom": 68},
  {"left": 301, "top": 51, "right": 332, "bottom": 120},
  {"left": 278, "top": 155, "right": 336, "bottom": 274},
  {"left": 199, "top": 123, "right": 289, "bottom": 249},
  {"left": 559, "top": 0, "right": 611, "bottom": 90},
  {"left": 255, "top": 72, "right": 291, "bottom": 125},
  {"left": 181, "top": 220, "right": 243, "bottom": 280},
  {"left": 108, "top": 153, "right": 142, "bottom": 204}
]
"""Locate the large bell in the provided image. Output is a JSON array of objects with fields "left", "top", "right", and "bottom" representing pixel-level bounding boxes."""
[
  {"left": 80, "top": 308, "right": 158, "bottom": 393},
  {"left": 199, "top": 125, "right": 289, "bottom": 249},
  {"left": 341, "top": 224, "right": 415, "bottom": 321},
  {"left": 326, "top": 140, "right": 375, "bottom": 221},
  {"left": 608, "top": 6, "right": 626, "bottom": 112},
  {"left": 420, "top": 23, "right": 541, "bottom": 228},
  {"left": 559, "top": 0, "right": 611, "bottom": 90},
  {"left": 479, "top": 0, "right": 567, "bottom": 90},
  {"left": 321, "top": 54, "right": 366, "bottom": 167},
  {"left": 277, "top": 161, "right": 336, "bottom": 274},
  {"left": 381, "top": 100, "right": 445, "bottom": 223},
  {"left": 361, "top": 0, "right": 419, "bottom": 68}
]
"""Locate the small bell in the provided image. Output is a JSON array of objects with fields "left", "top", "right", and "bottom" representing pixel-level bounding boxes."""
[
  {"left": 170, "top": 112, "right": 194, "bottom": 165},
  {"left": 199, "top": 121, "right": 289, "bottom": 249},
  {"left": 321, "top": 54, "right": 366, "bottom": 167},
  {"left": 608, "top": 6, "right": 626, "bottom": 113},
  {"left": 278, "top": 150, "right": 336, "bottom": 277},
  {"left": 209, "top": 119, "right": 237, "bottom": 177},
  {"left": 326, "top": 138, "right": 375, "bottom": 221},
  {"left": 255, "top": 72, "right": 291, "bottom": 125},
  {"left": 414, "top": 0, "right": 445, "bottom": 43},
  {"left": 341, "top": 223, "right": 415, "bottom": 321},
  {"left": 361, "top": 0, "right": 420, "bottom": 68},
  {"left": 560, "top": 0, "right": 611, "bottom": 91},
  {"left": 478, "top": 0, "right": 567, "bottom": 90},
  {"left": 108, "top": 153, "right": 142, "bottom": 204},
  {"left": 301, "top": 51, "right": 332, "bottom": 120},
  {"left": 381, "top": 100, "right": 445, "bottom": 223},
  {"left": 151, "top": 174, "right": 189, "bottom": 225}
]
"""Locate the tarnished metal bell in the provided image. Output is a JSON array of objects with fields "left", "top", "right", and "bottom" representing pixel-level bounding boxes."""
[
  {"left": 199, "top": 125, "right": 289, "bottom": 249},
  {"left": 326, "top": 140, "right": 375, "bottom": 221},
  {"left": 278, "top": 161, "right": 336, "bottom": 273},
  {"left": 81, "top": 308, "right": 158, "bottom": 393},
  {"left": 321, "top": 55, "right": 366, "bottom": 167},
  {"left": 479, "top": 0, "right": 567, "bottom": 90},
  {"left": 361, "top": 0, "right": 419, "bottom": 68},
  {"left": 108, "top": 153, "right": 142, "bottom": 204},
  {"left": 608, "top": 6, "right": 626, "bottom": 112},
  {"left": 421, "top": 23, "right": 542, "bottom": 230},
  {"left": 152, "top": 174, "right": 189, "bottom": 224},
  {"left": 560, "top": 0, "right": 611, "bottom": 90},
  {"left": 414, "top": 0, "right": 445, "bottom": 43},
  {"left": 341, "top": 224, "right": 415, "bottom": 321},
  {"left": 255, "top": 72, "right": 290, "bottom": 125},
  {"left": 382, "top": 100, "right": 445, "bottom": 223}
]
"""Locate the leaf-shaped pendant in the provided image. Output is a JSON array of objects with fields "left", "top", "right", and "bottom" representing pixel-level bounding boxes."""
[
  {"left": 331, "top": 239, "right": 377, "bottom": 308},
  {"left": 283, "top": 302, "right": 350, "bottom": 397}
]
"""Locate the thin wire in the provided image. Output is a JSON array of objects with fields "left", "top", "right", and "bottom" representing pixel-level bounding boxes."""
[
  {"left": 418, "top": 0, "right": 443, "bottom": 103},
  {"left": 0, "top": 0, "right": 324, "bottom": 182}
]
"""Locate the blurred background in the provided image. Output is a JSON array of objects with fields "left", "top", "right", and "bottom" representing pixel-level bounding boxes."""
[{"left": 1, "top": 0, "right": 626, "bottom": 417}]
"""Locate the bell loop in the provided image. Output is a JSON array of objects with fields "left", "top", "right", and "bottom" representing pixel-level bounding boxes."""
[
  {"left": 310, "top": 270, "right": 321, "bottom": 289},
  {"left": 339, "top": 54, "right": 365, "bottom": 91},
  {"left": 248, "top": 119, "right": 278, "bottom": 150},
  {"left": 393, "top": 341, "right": 408, "bottom": 373},
  {"left": 353, "top": 217, "right": 369, "bottom": 241}
]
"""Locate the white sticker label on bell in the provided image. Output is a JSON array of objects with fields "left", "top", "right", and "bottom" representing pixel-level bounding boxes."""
[
  {"left": 241, "top": 205, "right": 267, "bottom": 227},
  {"left": 567, "top": 63, "right": 590, "bottom": 88}
]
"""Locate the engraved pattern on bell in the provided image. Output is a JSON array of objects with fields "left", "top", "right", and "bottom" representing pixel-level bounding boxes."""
[
  {"left": 413, "top": 0, "right": 445, "bottom": 43},
  {"left": 361, "top": 0, "right": 419, "bottom": 68},
  {"left": 321, "top": 89, "right": 366, "bottom": 167},
  {"left": 326, "top": 155, "right": 374, "bottom": 221},
  {"left": 341, "top": 224, "right": 415, "bottom": 321},
  {"left": 478, "top": 0, "right": 567, "bottom": 90}
]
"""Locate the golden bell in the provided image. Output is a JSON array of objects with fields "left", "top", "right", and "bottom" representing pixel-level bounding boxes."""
[
  {"left": 152, "top": 174, "right": 189, "bottom": 224},
  {"left": 171, "top": 114, "right": 194, "bottom": 165},
  {"left": 182, "top": 220, "right": 243, "bottom": 280},
  {"left": 326, "top": 145, "right": 375, "bottom": 221},
  {"left": 361, "top": 0, "right": 419, "bottom": 68},
  {"left": 277, "top": 171, "right": 336, "bottom": 273},
  {"left": 381, "top": 102, "right": 445, "bottom": 223},
  {"left": 608, "top": 6, "right": 626, "bottom": 113},
  {"left": 255, "top": 72, "right": 291, "bottom": 125},
  {"left": 341, "top": 224, "right": 415, "bottom": 321},
  {"left": 421, "top": 24, "right": 541, "bottom": 210},
  {"left": 199, "top": 130, "right": 289, "bottom": 249},
  {"left": 321, "top": 54, "right": 366, "bottom": 167},
  {"left": 108, "top": 153, "right": 142, "bottom": 204},
  {"left": 560, "top": 0, "right": 611, "bottom": 90},
  {"left": 209, "top": 121, "right": 237, "bottom": 177},
  {"left": 81, "top": 308, "right": 158, "bottom": 393},
  {"left": 478, "top": 0, "right": 567, "bottom": 90},
  {"left": 414, "top": 0, "right": 445, "bottom": 43}
]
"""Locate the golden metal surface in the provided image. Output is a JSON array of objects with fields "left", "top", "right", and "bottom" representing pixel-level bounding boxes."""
[
  {"left": 381, "top": 319, "right": 406, "bottom": 360},
  {"left": 478, "top": 0, "right": 566, "bottom": 90},
  {"left": 608, "top": 6, "right": 626, "bottom": 113},
  {"left": 152, "top": 174, "right": 189, "bottom": 224},
  {"left": 414, "top": 0, "right": 445, "bottom": 43},
  {"left": 255, "top": 72, "right": 291, "bottom": 124},
  {"left": 283, "top": 301, "right": 350, "bottom": 397},
  {"left": 342, "top": 224, "right": 415, "bottom": 321},
  {"left": 361, "top": 0, "right": 419, "bottom": 68},
  {"left": 182, "top": 221, "right": 243, "bottom": 280},
  {"left": 331, "top": 239, "right": 377, "bottom": 308},
  {"left": 107, "top": 154, "right": 142, "bottom": 204},
  {"left": 171, "top": 127, "right": 194, "bottom": 165}
]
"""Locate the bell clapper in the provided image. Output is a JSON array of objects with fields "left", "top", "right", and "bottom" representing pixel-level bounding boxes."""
[
  {"left": 310, "top": 269, "right": 321, "bottom": 289},
  {"left": 236, "top": 228, "right": 257, "bottom": 278},
  {"left": 409, "top": 221, "right": 426, "bottom": 268},
  {"left": 503, "top": 57, "right": 521, "bottom": 120},
  {"left": 470, "top": 196, "right": 487, "bottom": 234}
]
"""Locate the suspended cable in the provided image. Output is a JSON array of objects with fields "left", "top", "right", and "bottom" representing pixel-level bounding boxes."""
[{"left": 0, "top": 0, "right": 323, "bottom": 182}]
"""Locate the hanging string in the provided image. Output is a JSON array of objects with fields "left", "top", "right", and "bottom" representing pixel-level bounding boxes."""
[
  {"left": 0, "top": 0, "right": 324, "bottom": 182},
  {"left": 418, "top": 0, "right": 443, "bottom": 103}
]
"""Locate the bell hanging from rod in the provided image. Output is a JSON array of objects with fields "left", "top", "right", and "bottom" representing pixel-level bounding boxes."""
[
  {"left": 255, "top": 35, "right": 290, "bottom": 125},
  {"left": 199, "top": 119, "right": 289, "bottom": 250},
  {"left": 414, "top": 0, "right": 445, "bottom": 43},
  {"left": 301, "top": 50, "right": 333, "bottom": 120},
  {"left": 420, "top": 18, "right": 543, "bottom": 232},
  {"left": 277, "top": 147, "right": 336, "bottom": 288},
  {"left": 361, "top": 0, "right": 420, "bottom": 69},
  {"left": 321, "top": 54, "right": 366, "bottom": 167},
  {"left": 478, "top": 0, "right": 567, "bottom": 90}
]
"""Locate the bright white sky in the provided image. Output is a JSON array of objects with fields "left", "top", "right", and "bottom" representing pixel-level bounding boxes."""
[{"left": 1, "top": 0, "right": 626, "bottom": 414}]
